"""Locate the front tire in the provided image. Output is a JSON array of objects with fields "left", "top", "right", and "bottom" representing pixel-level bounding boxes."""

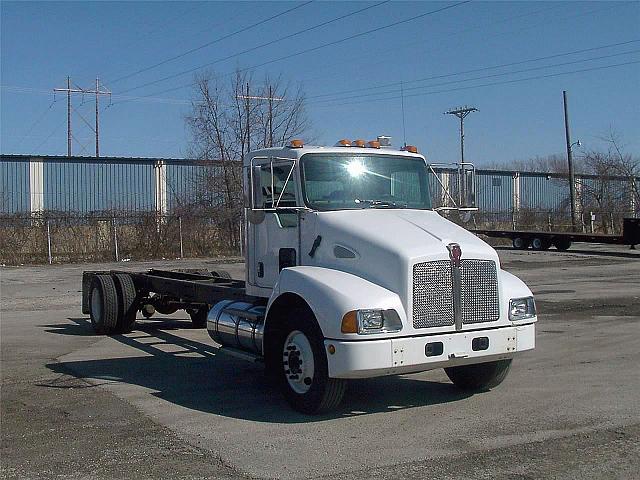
[
  {"left": 445, "top": 359, "right": 512, "bottom": 391},
  {"left": 272, "top": 310, "right": 346, "bottom": 414}
]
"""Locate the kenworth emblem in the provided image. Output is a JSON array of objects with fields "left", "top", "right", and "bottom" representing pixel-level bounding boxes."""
[{"left": 447, "top": 243, "right": 462, "bottom": 267}]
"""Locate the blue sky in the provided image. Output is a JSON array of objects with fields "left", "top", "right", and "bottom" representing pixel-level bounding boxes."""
[{"left": 1, "top": 1, "right": 639, "bottom": 166}]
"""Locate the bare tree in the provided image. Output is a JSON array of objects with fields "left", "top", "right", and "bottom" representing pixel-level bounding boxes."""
[
  {"left": 579, "top": 131, "right": 639, "bottom": 232},
  {"left": 183, "top": 70, "right": 311, "bottom": 248}
]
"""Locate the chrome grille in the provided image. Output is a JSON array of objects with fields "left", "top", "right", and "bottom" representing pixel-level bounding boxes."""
[
  {"left": 460, "top": 260, "right": 500, "bottom": 324},
  {"left": 412, "top": 260, "right": 454, "bottom": 328},
  {"left": 412, "top": 259, "right": 499, "bottom": 329}
]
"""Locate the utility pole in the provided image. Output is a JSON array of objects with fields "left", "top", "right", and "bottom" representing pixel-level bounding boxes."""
[
  {"left": 445, "top": 105, "right": 478, "bottom": 164},
  {"left": 445, "top": 105, "right": 478, "bottom": 206},
  {"left": 563, "top": 90, "right": 579, "bottom": 232},
  {"left": 54, "top": 77, "right": 111, "bottom": 157},
  {"left": 236, "top": 85, "right": 284, "bottom": 151},
  {"left": 66, "top": 77, "right": 72, "bottom": 156}
]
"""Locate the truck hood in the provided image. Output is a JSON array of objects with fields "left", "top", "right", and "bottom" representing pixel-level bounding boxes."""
[{"left": 305, "top": 209, "right": 498, "bottom": 299}]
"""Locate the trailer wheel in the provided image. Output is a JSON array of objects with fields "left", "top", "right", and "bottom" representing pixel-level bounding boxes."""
[
  {"left": 554, "top": 238, "right": 572, "bottom": 251},
  {"left": 112, "top": 273, "right": 138, "bottom": 333},
  {"left": 273, "top": 309, "right": 346, "bottom": 414},
  {"left": 89, "top": 274, "right": 119, "bottom": 335},
  {"left": 531, "top": 237, "right": 546, "bottom": 250},
  {"left": 188, "top": 307, "right": 209, "bottom": 328},
  {"left": 445, "top": 359, "right": 512, "bottom": 391},
  {"left": 512, "top": 237, "right": 529, "bottom": 249}
]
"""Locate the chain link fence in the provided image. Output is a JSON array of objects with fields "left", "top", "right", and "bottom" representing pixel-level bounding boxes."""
[{"left": 0, "top": 213, "right": 241, "bottom": 265}]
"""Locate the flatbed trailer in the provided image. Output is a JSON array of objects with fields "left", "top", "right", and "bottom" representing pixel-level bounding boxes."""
[{"left": 472, "top": 217, "right": 639, "bottom": 251}]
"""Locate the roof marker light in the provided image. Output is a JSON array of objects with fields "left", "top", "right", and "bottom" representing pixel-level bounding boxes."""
[
  {"left": 367, "top": 140, "right": 381, "bottom": 149},
  {"left": 289, "top": 139, "right": 304, "bottom": 148},
  {"left": 352, "top": 139, "right": 366, "bottom": 147},
  {"left": 402, "top": 145, "right": 418, "bottom": 153},
  {"left": 336, "top": 139, "right": 352, "bottom": 147}
]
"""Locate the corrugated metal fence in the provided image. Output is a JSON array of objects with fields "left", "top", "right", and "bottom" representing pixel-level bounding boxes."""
[
  {"left": 2, "top": 154, "right": 637, "bottom": 216},
  {"left": 1, "top": 154, "right": 637, "bottom": 264}
]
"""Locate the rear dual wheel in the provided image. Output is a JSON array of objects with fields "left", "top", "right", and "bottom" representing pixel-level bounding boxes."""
[{"left": 89, "top": 273, "right": 138, "bottom": 334}]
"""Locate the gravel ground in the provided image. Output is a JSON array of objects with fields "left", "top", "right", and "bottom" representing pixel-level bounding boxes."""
[{"left": 1, "top": 245, "right": 639, "bottom": 479}]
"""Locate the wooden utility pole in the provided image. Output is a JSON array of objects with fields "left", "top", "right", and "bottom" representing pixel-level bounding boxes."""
[
  {"left": 563, "top": 90, "right": 579, "bottom": 232},
  {"left": 236, "top": 85, "right": 284, "bottom": 151},
  {"left": 445, "top": 105, "right": 478, "bottom": 206}
]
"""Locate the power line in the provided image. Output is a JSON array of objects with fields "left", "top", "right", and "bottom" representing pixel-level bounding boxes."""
[
  {"left": 308, "top": 39, "right": 640, "bottom": 101},
  {"left": 33, "top": 118, "right": 67, "bottom": 153},
  {"left": 15, "top": 99, "right": 57, "bottom": 150},
  {"left": 297, "top": 0, "right": 622, "bottom": 88},
  {"left": 109, "top": 1, "right": 314, "bottom": 85},
  {"left": 121, "top": 0, "right": 471, "bottom": 100},
  {"left": 117, "top": 1, "right": 390, "bottom": 95},
  {"left": 314, "top": 60, "right": 640, "bottom": 108},
  {"left": 311, "top": 48, "right": 640, "bottom": 105}
]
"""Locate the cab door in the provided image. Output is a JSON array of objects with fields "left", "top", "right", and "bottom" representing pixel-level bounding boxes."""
[{"left": 248, "top": 158, "right": 301, "bottom": 289}]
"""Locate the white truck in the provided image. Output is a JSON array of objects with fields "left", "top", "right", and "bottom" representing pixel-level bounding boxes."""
[{"left": 83, "top": 138, "right": 537, "bottom": 414}]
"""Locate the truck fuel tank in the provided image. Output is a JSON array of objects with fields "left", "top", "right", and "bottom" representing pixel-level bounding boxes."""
[{"left": 207, "top": 300, "right": 266, "bottom": 355}]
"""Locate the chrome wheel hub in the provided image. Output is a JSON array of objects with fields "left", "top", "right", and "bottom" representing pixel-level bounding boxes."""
[{"left": 283, "top": 330, "right": 314, "bottom": 394}]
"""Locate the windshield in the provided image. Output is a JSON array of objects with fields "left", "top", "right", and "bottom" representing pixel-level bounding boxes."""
[{"left": 300, "top": 153, "right": 432, "bottom": 211}]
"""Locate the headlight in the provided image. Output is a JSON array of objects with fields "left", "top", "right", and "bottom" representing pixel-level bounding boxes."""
[
  {"left": 341, "top": 309, "right": 403, "bottom": 334},
  {"left": 509, "top": 297, "right": 536, "bottom": 321}
]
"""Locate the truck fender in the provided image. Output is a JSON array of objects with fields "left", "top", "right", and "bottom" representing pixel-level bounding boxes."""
[
  {"left": 499, "top": 269, "right": 537, "bottom": 322},
  {"left": 265, "top": 266, "right": 407, "bottom": 340}
]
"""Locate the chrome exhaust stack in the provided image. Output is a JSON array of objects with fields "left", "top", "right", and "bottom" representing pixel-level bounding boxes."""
[{"left": 207, "top": 300, "right": 266, "bottom": 355}]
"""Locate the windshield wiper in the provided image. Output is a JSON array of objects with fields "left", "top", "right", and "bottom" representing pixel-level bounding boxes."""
[{"left": 354, "top": 198, "right": 407, "bottom": 208}]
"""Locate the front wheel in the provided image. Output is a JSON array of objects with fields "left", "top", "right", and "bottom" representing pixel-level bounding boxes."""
[
  {"left": 445, "top": 359, "right": 512, "bottom": 391},
  {"left": 272, "top": 311, "right": 346, "bottom": 414}
]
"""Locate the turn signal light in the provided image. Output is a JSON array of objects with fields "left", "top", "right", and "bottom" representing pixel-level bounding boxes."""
[
  {"left": 402, "top": 145, "right": 418, "bottom": 153},
  {"left": 336, "top": 139, "right": 352, "bottom": 146},
  {"left": 352, "top": 139, "right": 366, "bottom": 147},
  {"left": 289, "top": 139, "right": 304, "bottom": 148},
  {"left": 367, "top": 140, "right": 381, "bottom": 149},
  {"left": 341, "top": 311, "right": 358, "bottom": 333}
]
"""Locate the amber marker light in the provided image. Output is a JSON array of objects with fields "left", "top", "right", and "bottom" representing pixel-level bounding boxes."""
[
  {"left": 289, "top": 139, "right": 304, "bottom": 148},
  {"left": 352, "top": 139, "right": 366, "bottom": 147},
  {"left": 402, "top": 145, "right": 418, "bottom": 153},
  {"left": 341, "top": 310, "right": 358, "bottom": 333},
  {"left": 336, "top": 139, "right": 352, "bottom": 146},
  {"left": 327, "top": 344, "right": 336, "bottom": 355},
  {"left": 367, "top": 140, "right": 381, "bottom": 149}
]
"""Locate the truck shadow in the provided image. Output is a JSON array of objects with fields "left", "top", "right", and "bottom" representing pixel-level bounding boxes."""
[{"left": 44, "top": 317, "right": 472, "bottom": 424}]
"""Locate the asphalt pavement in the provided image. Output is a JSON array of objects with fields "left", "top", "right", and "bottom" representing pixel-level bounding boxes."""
[{"left": 1, "top": 245, "right": 639, "bottom": 479}]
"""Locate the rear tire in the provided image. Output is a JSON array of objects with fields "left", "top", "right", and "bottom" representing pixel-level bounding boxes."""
[
  {"left": 89, "top": 274, "right": 119, "bottom": 335},
  {"left": 445, "top": 359, "right": 512, "bottom": 391},
  {"left": 531, "top": 237, "right": 545, "bottom": 250},
  {"left": 112, "top": 273, "right": 137, "bottom": 333},
  {"left": 512, "top": 237, "right": 529, "bottom": 250},
  {"left": 272, "top": 308, "right": 346, "bottom": 414},
  {"left": 554, "top": 238, "right": 572, "bottom": 251}
]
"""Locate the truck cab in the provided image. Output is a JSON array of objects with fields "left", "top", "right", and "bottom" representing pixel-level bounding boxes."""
[{"left": 227, "top": 139, "right": 536, "bottom": 413}]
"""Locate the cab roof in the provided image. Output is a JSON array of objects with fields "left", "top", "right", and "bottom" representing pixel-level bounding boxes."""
[{"left": 245, "top": 145, "right": 425, "bottom": 166}]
